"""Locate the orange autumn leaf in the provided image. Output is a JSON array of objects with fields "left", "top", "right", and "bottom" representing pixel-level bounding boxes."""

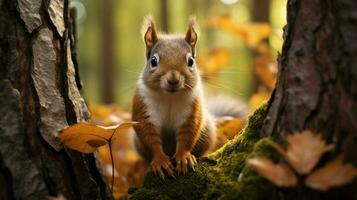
[
  {"left": 87, "top": 139, "right": 108, "bottom": 147},
  {"left": 59, "top": 123, "right": 112, "bottom": 153},
  {"left": 217, "top": 118, "right": 246, "bottom": 140},
  {"left": 249, "top": 90, "right": 270, "bottom": 110},
  {"left": 111, "top": 122, "right": 138, "bottom": 144},
  {"left": 58, "top": 122, "right": 137, "bottom": 153},
  {"left": 305, "top": 155, "right": 357, "bottom": 191},
  {"left": 205, "top": 15, "right": 272, "bottom": 48},
  {"left": 270, "top": 130, "right": 334, "bottom": 174},
  {"left": 198, "top": 48, "right": 231, "bottom": 77},
  {"left": 214, "top": 117, "right": 246, "bottom": 149},
  {"left": 253, "top": 55, "right": 277, "bottom": 89},
  {"left": 88, "top": 103, "right": 131, "bottom": 126},
  {"left": 247, "top": 157, "right": 298, "bottom": 187}
]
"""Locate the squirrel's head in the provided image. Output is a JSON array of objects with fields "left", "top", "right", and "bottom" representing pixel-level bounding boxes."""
[{"left": 140, "top": 16, "right": 199, "bottom": 93}]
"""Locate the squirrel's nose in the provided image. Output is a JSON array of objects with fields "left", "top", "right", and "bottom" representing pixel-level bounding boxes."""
[{"left": 168, "top": 79, "right": 179, "bottom": 86}]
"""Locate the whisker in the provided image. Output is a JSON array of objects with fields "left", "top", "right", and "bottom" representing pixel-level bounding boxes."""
[
  {"left": 123, "top": 69, "right": 142, "bottom": 74},
  {"left": 184, "top": 83, "right": 193, "bottom": 90},
  {"left": 203, "top": 82, "right": 244, "bottom": 97}
]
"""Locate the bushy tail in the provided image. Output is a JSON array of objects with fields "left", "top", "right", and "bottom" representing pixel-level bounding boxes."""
[{"left": 206, "top": 95, "right": 248, "bottom": 119}]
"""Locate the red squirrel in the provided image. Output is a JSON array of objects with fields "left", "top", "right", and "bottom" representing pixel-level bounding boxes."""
[{"left": 132, "top": 17, "right": 242, "bottom": 178}]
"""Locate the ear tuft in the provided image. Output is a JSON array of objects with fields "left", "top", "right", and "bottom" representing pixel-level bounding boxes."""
[
  {"left": 142, "top": 15, "right": 158, "bottom": 58},
  {"left": 185, "top": 16, "right": 199, "bottom": 56},
  {"left": 142, "top": 15, "right": 158, "bottom": 47}
]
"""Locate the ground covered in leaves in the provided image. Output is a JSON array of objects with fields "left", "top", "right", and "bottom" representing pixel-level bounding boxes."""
[{"left": 129, "top": 103, "right": 280, "bottom": 200}]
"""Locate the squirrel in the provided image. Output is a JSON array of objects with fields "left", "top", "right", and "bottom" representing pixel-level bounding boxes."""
[{"left": 132, "top": 16, "right": 245, "bottom": 178}]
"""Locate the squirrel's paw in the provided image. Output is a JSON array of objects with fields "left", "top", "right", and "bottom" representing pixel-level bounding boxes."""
[
  {"left": 150, "top": 154, "right": 174, "bottom": 179},
  {"left": 175, "top": 151, "right": 197, "bottom": 174}
]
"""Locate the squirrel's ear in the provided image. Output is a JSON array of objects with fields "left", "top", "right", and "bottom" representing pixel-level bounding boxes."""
[
  {"left": 142, "top": 16, "right": 158, "bottom": 58},
  {"left": 185, "top": 17, "right": 199, "bottom": 57}
]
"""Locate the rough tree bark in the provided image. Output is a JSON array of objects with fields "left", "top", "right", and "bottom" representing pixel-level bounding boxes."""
[
  {"left": 262, "top": 0, "right": 357, "bottom": 198},
  {"left": 0, "top": 0, "right": 111, "bottom": 199}
]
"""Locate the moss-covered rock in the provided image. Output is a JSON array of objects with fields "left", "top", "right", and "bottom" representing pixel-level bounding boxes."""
[{"left": 130, "top": 103, "right": 279, "bottom": 200}]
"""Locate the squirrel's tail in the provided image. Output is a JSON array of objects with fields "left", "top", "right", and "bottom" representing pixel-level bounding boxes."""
[{"left": 206, "top": 95, "right": 249, "bottom": 119}]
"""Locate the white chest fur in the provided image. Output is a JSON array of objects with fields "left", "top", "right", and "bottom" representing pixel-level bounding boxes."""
[{"left": 138, "top": 82, "right": 197, "bottom": 132}]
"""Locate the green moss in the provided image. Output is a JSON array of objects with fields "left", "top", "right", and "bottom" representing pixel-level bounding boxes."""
[{"left": 130, "top": 103, "right": 279, "bottom": 200}]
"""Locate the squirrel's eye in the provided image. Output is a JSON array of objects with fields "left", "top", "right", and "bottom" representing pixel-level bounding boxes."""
[
  {"left": 187, "top": 56, "right": 195, "bottom": 67},
  {"left": 150, "top": 54, "right": 159, "bottom": 68},
  {"left": 151, "top": 57, "right": 158, "bottom": 67}
]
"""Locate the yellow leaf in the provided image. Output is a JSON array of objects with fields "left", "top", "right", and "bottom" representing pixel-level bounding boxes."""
[
  {"left": 87, "top": 139, "right": 108, "bottom": 147},
  {"left": 253, "top": 55, "right": 277, "bottom": 89},
  {"left": 59, "top": 123, "right": 113, "bottom": 153},
  {"left": 216, "top": 118, "right": 246, "bottom": 140},
  {"left": 111, "top": 122, "right": 138, "bottom": 144},
  {"left": 198, "top": 48, "right": 231, "bottom": 77},
  {"left": 305, "top": 155, "right": 357, "bottom": 191},
  {"left": 58, "top": 122, "right": 137, "bottom": 153},
  {"left": 270, "top": 130, "right": 334, "bottom": 174},
  {"left": 205, "top": 15, "right": 272, "bottom": 48},
  {"left": 249, "top": 91, "right": 270, "bottom": 110},
  {"left": 247, "top": 157, "right": 298, "bottom": 187},
  {"left": 88, "top": 103, "right": 132, "bottom": 126}
]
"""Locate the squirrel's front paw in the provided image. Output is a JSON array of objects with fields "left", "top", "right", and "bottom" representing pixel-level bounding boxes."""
[
  {"left": 175, "top": 151, "right": 197, "bottom": 174},
  {"left": 150, "top": 154, "right": 174, "bottom": 179}
]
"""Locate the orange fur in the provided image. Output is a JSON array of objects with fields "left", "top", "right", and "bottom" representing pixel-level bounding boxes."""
[{"left": 132, "top": 89, "right": 164, "bottom": 159}]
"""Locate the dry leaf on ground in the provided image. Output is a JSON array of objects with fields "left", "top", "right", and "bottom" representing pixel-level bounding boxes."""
[
  {"left": 305, "top": 155, "right": 357, "bottom": 191},
  {"left": 247, "top": 157, "right": 298, "bottom": 187},
  {"left": 217, "top": 118, "right": 246, "bottom": 140},
  {"left": 269, "top": 130, "right": 334, "bottom": 174},
  {"left": 249, "top": 90, "right": 270, "bottom": 110},
  {"left": 214, "top": 117, "right": 246, "bottom": 149},
  {"left": 89, "top": 103, "right": 131, "bottom": 125}
]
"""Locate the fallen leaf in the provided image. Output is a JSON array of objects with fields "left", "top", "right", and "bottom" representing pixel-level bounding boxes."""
[
  {"left": 247, "top": 157, "right": 298, "bottom": 187},
  {"left": 59, "top": 123, "right": 112, "bottom": 153},
  {"left": 58, "top": 122, "right": 137, "bottom": 153},
  {"left": 87, "top": 139, "right": 107, "bottom": 147},
  {"left": 270, "top": 130, "right": 334, "bottom": 174},
  {"left": 88, "top": 103, "right": 131, "bottom": 126},
  {"left": 111, "top": 122, "right": 138, "bottom": 144},
  {"left": 216, "top": 118, "right": 246, "bottom": 140},
  {"left": 249, "top": 90, "right": 270, "bottom": 110},
  {"left": 305, "top": 155, "right": 357, "bottom": 191},
  {"left": 214, "top": 117, "right": 246, "bottom": 149}
]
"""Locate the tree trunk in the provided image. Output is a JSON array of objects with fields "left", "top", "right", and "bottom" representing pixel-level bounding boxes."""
[
  {"left": 100, "top": 0, "right": 115, "bottom": 104},
  {"left": 262, "top": 0, "right": 357, "bottom": 198},
  {"left": 0, "top": 0, "right": 111, "bottom": 199},
  {"left": 160, "top": 0, "right": 170, "bottom": 33},
  {"left": 251, "top": 0, "right": 270, "bottom": 92}
]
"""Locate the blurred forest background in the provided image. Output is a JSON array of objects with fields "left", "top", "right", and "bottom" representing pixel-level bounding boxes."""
[
  {"left": 71, "top": 0, "right": 286, "bottom": 106},
  {"left": 69, "top": 0, "right": 287, "bottom": 198}
]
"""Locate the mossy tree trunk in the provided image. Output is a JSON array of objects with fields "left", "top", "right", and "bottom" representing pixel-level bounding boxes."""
[
  {"left": 262, "top": 0, "right": 357, "bottom": 199},
  {"left": 0, "top": 0, "right": 111, "bottom": 199}
]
